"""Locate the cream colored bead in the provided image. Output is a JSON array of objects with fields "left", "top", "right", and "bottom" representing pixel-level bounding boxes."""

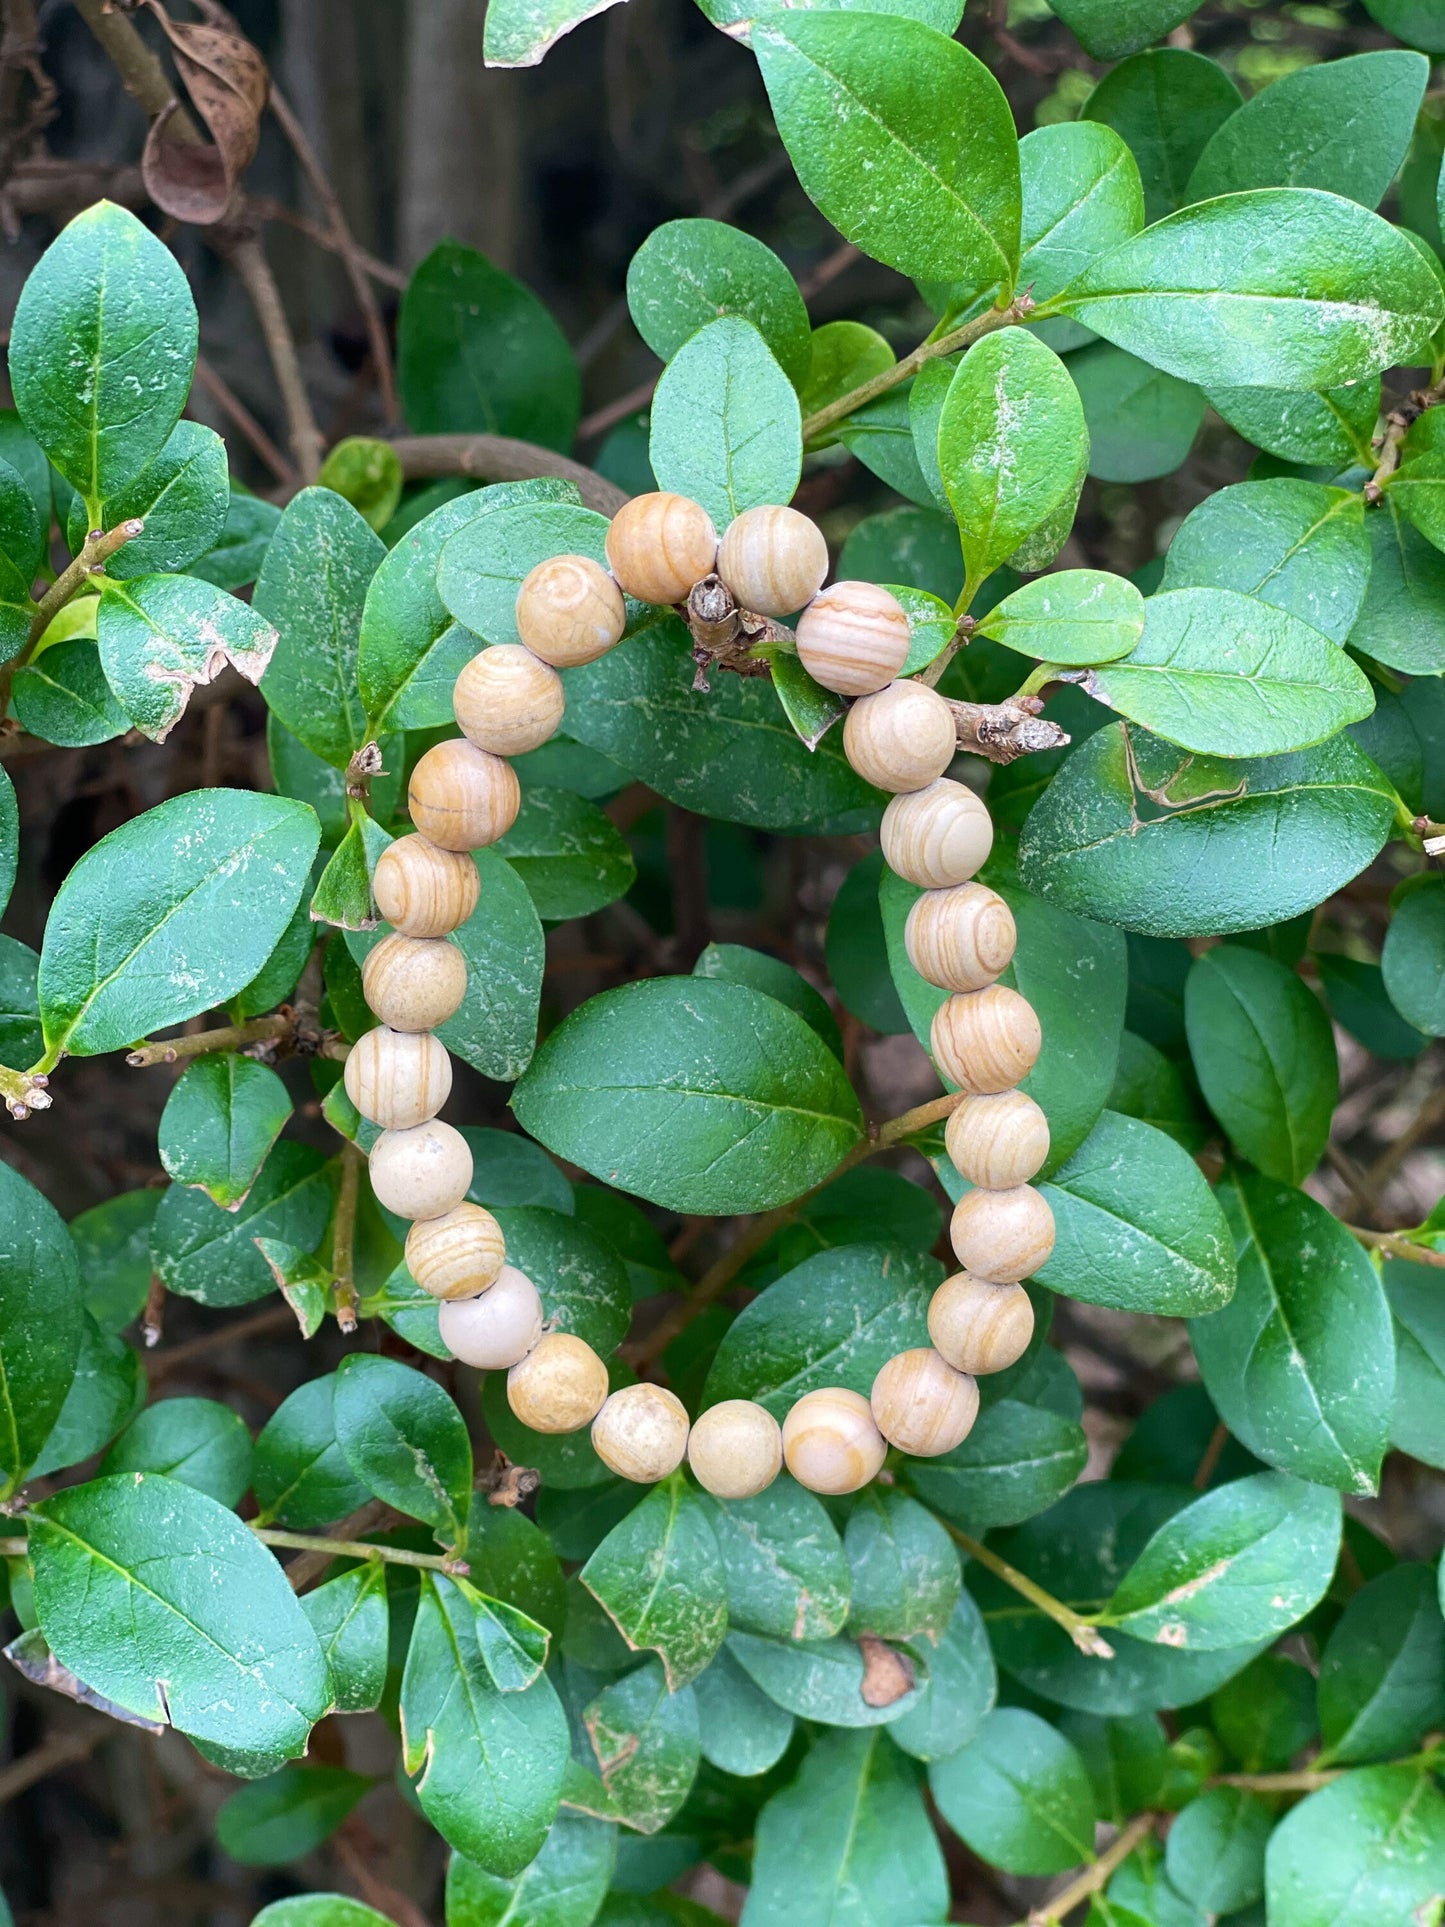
[
  {"left": 408, "top": 739, "right": 520, "bottom": 853},
  {"left": 438, "top": 1265, "right": 544, "bottom": 1369},
  {"left": 795, "top": 582, "right": 910, "bottom": 696},
  {"left": 906, "top": 883, "right": 1016, "bottom": 994},
  {"left": 687, "top": 1399, "right": 783, "bottom": 1499},
  {"left": 945, "top": 1089, "right": 1050, "bottom": 1189},
  {"left": 605, "top": 492, "right": 717, "bottom": 606},
  {"left": 373, "top": 834, "right": 479, "bottom": 938},
  {"left": 716, "top": 504, "right": 829, "bottom": 617},
  {"left": 781, "top": 1387, "right": 887, "bottom": 1495},
  {"left": 842, "top": 679, "right": 957, "bottom": 793},
  {"left": 881, "top": 778, "right": 993, "bottom": 889},
  {"left": 361, "top": 933, "right": 467, "bottom": 1033},
  {"left": 931, "top": 985, "right": 1042, "bottom": 1094},
  {"left": 368, "top": 1120, "right": 473, "bottom": 1220},
  {"left": 591, "top": 1383, "right": 690, "bottom": 1483},
  {"left": 950, "top": 1185, "right": 1055, "bottom": 1283},
  {"left": 507, "top": 1332, "right": 609, "bottom": 1434},
  {"left": 515, "top": 554, "right": 625, "bottom": 668},
  {"left": 870, "top": 1348, "right": 979, "bottom": 1457},
  {"left": 405, "top": 1202, "right": 507, "bottom": 1301},
  {"left": 343, "top": 1026, "right": 452, "bottom": 1130},
  {"left": 928, "top": 1272, "right": 1035, "bottom": 1375},
  {"left": 454, "top": 644, "right": 565, "bottom": 755}
]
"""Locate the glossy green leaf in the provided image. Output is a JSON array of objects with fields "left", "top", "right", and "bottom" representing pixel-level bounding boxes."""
[
  {"left": 316, "top": 437, "right": 403, "bottom": 533},
  {"left": 1387, "top": 1259, "right": 1445, "bottom": 1468},
  {"left": 29, "top": 1310, "right": 140, "bottom": 1478},
  {"left": 753, "top": 14, "right": 1019, "bottom": 289},
  {"left": 333, "top": 1353, "right": 472, "bottom": 1545},
  {"left": 101, "top": 1396, "right": 252, "bottom": 1509},
  {"left": 78, "top": 422, "right": 229, "bottom": 581},
  {"left": 483, "top": 1205, "right": 629, "bottom": 1356},
  {"left": 191, "top": 489, "right": 282, "bottom": 592},
  {"left": 1018, "top": 724, "right": 1397, "bottom": 939},
  {"left": 96, "top": 572, "right": 277, "bottom": 743},
  {"left": 1018, "top": 122, "right": 1145, "bottom": 319},
  {"left": 1318, "top": 1563, "right": 1445, "bottom": 1765},
  {"left": 1210, "top": 1652, "right": 1318, "bottom": 1773},
  {"left": 887, "top": 1591, "right": 996, "bottom": 1765},
  {"left": 627, "top": 220, "right": 810, "bottom": 389},
  {"left": 573, "top": 1657, "right": 699, "bottom": 1832},
  {"left": 1188, "top": 52, "right": 1427, "bottom": 208},
  {"left": 513, "top": 976, "right": 863, "bottom": 1215},
  {"left": 253, "top": 1901, "right": 391, "bottom": 1927},
  {"left": 976, "top": 569, "right": 1144, "bottom": 665},
  {"left": 30, "top": 1473, "right": 328, "bottom": 1759},
  {"left": 398, "top": 240, "right": 579, "bottom": 453},
  {"left": 215, "top": 1763, "right": 370, "bottom": 1865},
  {"left": 151, "top": 1139, "right": 331, "bottom": 1308},
  {"left": 436, "top": 499, "right": 615, "bottom": 645},
  {"left": 1383, "top": 875, "right": 1445, "bottom": 1034},
  {"left": 0, "top": 1160, "right": 82, "bottom": 1499},
  {"left": 1349, "top": 497, "right": 1445, "bottom": 676},
  {"left": 493, "top": 786, "right": 636, "bottom": 921},
  {"left": 931, "top": 1706, "right": 1095, "bottom": 1876},
  {"left": 582, "top": 1478, "right": 726, "bottom": 1689},
  {"left": 12, "top": 638, "right": 129, "bottom": 747},
  {"left": 649, "top": 317, "right": 801, "bottom": 531},
  {"left": 1207, "top": 379, "right": 1380, "bottom": 468},
  {"left": 726, "top": 1630, "right": 923, "bottom": 1728},
  {"left": 10, "top": 202, "right": 197, "bottom": 503},
  {"left": 844, "top": 1488, "right": 960, "bottom": 1645},
  {"left": 1084, "top": 49, "right": 1243, "bottom": 224},
  {"left": 1265, "top": 1765, "right": 1445, "bottom": 1927},
  {"left": 705, "top": 1476, "right": 850, "bottom": 1642},
  {"left": 68, "top": 1188, "right": 159, "bottom": 1336},
  {"left": 693, "top": 942, "right": 842, "bottom": 1058},
  {"left": 252, "top": 1374, "right": 372, "bottom": 1531},
  {"left": 445, "top": 1811, "right": 617, "bottom": 1926},
  {"left": 1165, "top": 1787, "right": 1270, "bottom": 1916},
  {"left": 157, "top": 1053, "right": 292, "bottom": 1209}
]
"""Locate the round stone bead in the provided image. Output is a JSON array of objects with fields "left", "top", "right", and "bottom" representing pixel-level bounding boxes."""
[
  {"left": 368, "top": 1119, "right": 473, "bottom": 1220},
  {"left": 781, "top": 1387, "right": 887, "bottom": 1495},
  {"left": 716, "top": 504, "right": 828, "bottom": 617},
  {"left": 930, "top": 986, "right": 1042, "bottom": 1095},
  {"left": 373, "top": 834, "right": 479, "bottom": 938},
  {"left": 795, "top": 582, "right": 910, "bottom": 696},
  {"left": 405, "top": 1202, "right": 507, "bottom": 1301},
  {"left": 843, "top": 679, "right": 957, "bottom": 793},
  {"left": 904, "top": 883, "right": 1016, "bottom": 993},
  {"left": 361, "top": 933, "right": 467, "bottom": 1032},
  {"left": 438, "top": 1266, "right": 544, "bottom": 1369},
  {"left": 605, "top": 492, "right": 717, "bottom": 605},
  {"left": 870, "top": 1347, "right": 979, "bottom": 1456},
  {"left": 686, "top": 1399, "right": 783, "bottom": 1499},
  {"left": 880, "top": 778, "right": 993, "bottom": 889},
  {"left": 515, "top": 555, "right": 626, "bottom": 668},
  {"left": 408, "top": 738, "right": 520, "bottom": 853},
  {"left": 507, "top": 1332, "right": 610, "bottom": 1434},
  {"left": 343, "top": 1026, "right": 451, "bottom": 1130},
  {"left": 944, "top": 1089, "right": 1050, "bottom": 1190},
  {"left": 928, "top": 1273, "right": 1035, "bottom": 1375},
  {"left": 949, "top": 1185, "right": 1056, "bottom": 1283},
  {"left": 454, "top": 644, "right": 565, "bottom": 755},
  {"left": 591, "top": 1384, "right": 691, "bottom": 1483}
]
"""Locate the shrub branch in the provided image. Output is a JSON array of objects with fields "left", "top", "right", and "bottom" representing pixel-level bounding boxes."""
[{"left": 943, "top": 1523, "right": 1115, "bottom": 1660}]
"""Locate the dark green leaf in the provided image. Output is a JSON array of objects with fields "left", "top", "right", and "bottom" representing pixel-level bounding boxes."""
[
  {"left": 575, "top": 1656, "right": 699, "bottom": 1833},
  {"left": 253, "top": 1374, "right": 372, "bottom": 1531},
  {"left": 1210, "top": 1652, "right": 1319, "bottom": 1772},
  {"left": 29, "top": 1311, "right": 141, "bottom": 1478},
  {"left": 0, "top": 935, "right": 40, "bottom": 1069},
  {"left": 12, "top": 639, "right": 129, "bottom": 747},
  {"left": 930, "top": 1706, "right": 1095, "bottom": 1876},
  {"left": 68, "top": 1188, "right": 159, "bottom": 1336},
  {"left": 101, "top": 1395, "right": 252, "bottom": 1508},
  {"left": 844, "top": 1488, "right": 960, "bottom": 1645},
  {"left": 649, "top": 318, "right": 800, "bottom": 530},
  {"left": 1265, "top": 1765, "right": 1445, "bottom": 1927},
  {"left": 1317, "top": 1564, "right": 1445, "bottom": 1765},
  {"left": 1387, "top": 1258, "right": 1445, "bottom": 1468},
  {"left": 1164, "top": 1787, "right": 1270, "bottom": 1916},
  {"left": 333, "top": 1353, "right": 472, "bottom": 1545},
  {"left": 826, "top": 849, "right": 909, "bottom": 1036},
  {"left": 888, "top": 1591, "right": 997, "bottom": 1763},
  {"left": 726, "top": 1630, "right": 923, "bottom": 1728},
  {"left": 905, "top": 1344, "right": 1088, "bottom": 1531},
  {"left": 582, "top": 1478, "right": 726, "bottom": 1689},
  {"left": 493, "top": 786, "right": 636, "bottom": 921},
  {"left": 837, "top": 506, "right": 962, "bottom": 610},
  {"left": 1107, "top": 1031, "right": 1207, "bottom": 1150},
  {"left": 1347, "top": 498, "right": 1445, "bottom": 676},
  {"left": 190, "top": 489, "right": 282, "bottom": 592},
  {"left": 1318, "top": 954, "right": 1429, "bottom": 1061},
  {"left": 80, "top": 421, "right": 229, "bottom": 580},
  {"left": 693, "top": 942, "right": 841, "bottom": 1059},
  {"left": 0, "top": 1160, "right": 84, "bottom": 1499},
  {"left": 158, "top": 1053, "right": 292, "bottom": 1209},
  {"left": 628, "top": 220, "right": 810, "bottom": 389},
  {"left": 357, "top": 486, "right": 493, "bottom": 733},
  {"left": 1383, "top": 875, "right": 1445, "bottom": 1034},
  {"left": 445, "top": 1811, "right": 617, "bottom": 1926},
  {"left": 215, "top": 1764, "right": 370, "bottom": 1865},
  {"left": 1207, "top": 380, "right": 1380, "bottom": 469},
  {"left": 1070, "top": 343, "right": 1203, "bottom": 484},
  {"left": 1084, "top": 49, "right": 1242, "bottom": 224},
  {"left": 151, "top": 1139, "right": 331, "bottom": 1308},
  {"left": 97, "top": 573, "right": 278, "bottom": 742},
  {"left": 484, "top": 1205, "right": 630, "bottom": 1356},
  {"left": 705, "top": 1475, "right": 850, "bottom": 1641}
]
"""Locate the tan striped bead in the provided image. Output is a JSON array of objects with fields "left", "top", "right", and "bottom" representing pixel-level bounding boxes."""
[
  {"left": 605, "top": 492, "right": 717, "bottom": 605},
  {"left": 591, "top": 1384, "right": 691, "bottom": 1483},
  {"left": 454, "top": 644, "right": 565, "bottom": 755},
  {"left": 687, "top": 1399, "right": 783, "bottom": 1499},
  {"left": 516, "top": 554, "right": 625, "bottom": 668},
  {"left": 870, "top": 1347, "right": 979, "bottom": 1456},
  {"left": 405, "top": 1202, "right": 507, "bottom": 1301},
  {"left": 368, "top": 1120, "right": 473, "bottom": 1220},
  {"left": 881, "top": 778, "right": 993, "bottom": 889},
  {"left": 343, "top": 1026, "right": 452, "bottom": 1130},
  {"left": 795, "top": 581, "right": 910, "bottom": 696},
  {"left": 949, "top": 1185, "right": 1055, "bottom": 1283},
  {"left": 945, "top": 1089, "right": 1050, "bottom": 1189},
  {"left": 905, "top": 883, "right": 1016, "bottom": 993},
  {"left": 781, "top": 1387, "right": 887, "bottom": 1495},
  {"left": 931, "top": 986, "right": 1041, "bottom": 1094},
  {"left": 928, "top": 1273, "right": 1035, "bottom": 1375},
  {"left": 361, "top": 933, "right": 467, "bottom": 1032},
  {"left": 507, "top": 1332, "right": 610, "bottom": 1434},
  {"left": 843, "top": 679, "right": 957, "bottom": 793},
  {"left": 408, "top": 739, "right": 520, "bottom": 853},
  {"left": 716, "top": 504, "right": 828, "bottom": 617},
  {"left": 373, "top": 834, "right": 479, "bottom": 938}
]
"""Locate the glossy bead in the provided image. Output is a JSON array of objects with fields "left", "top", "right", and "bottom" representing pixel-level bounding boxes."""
[
  {"left": 605, "top": 491, "right": 718, "bottom": 605},
  {"left": 945, "top": 1089, "right": 1050, "bottom": 1190},
  {"left": 515, "top": 554, "right": 626, "bottom": 668},
  {"left": 373, "top": 834, "right": 479, "bottom": 938},
  {"left": 454, "top": 644, "right": 565, "bottom": 755},
  {"left": 405, "top": 1202, "right": 507, "bottom": 1301},
  {"left": 870, "top": 1348, "right": 979, "bottom": 1457},
  {"left": 928, "top": 1272, "right": 1035, "bottom": 1375},
  {"left": 343, "top": 1026, "right": 451, "bottom": 1130},
  {"left": 950, "top": 1185, "right": 1055, "bottom": 1283},
  {"left": 361, "top": 933, "right": 467, "bottom": 1032},
  {"left": 687, "top": 1399, "right": 783, "bottom": 1499},
  {"left": 795, "top": 581, "right": 910, "bottom": 696},
  {"left": 368, "top": 1119, "right": 473, "bottom": 1220},
  {"left": 881, "top": 778, "right": 993, "bottom": 889},
  {"left": 438, "top": 1265, "right": 544, "bottom": 1369},
  {"left": 781, "top": 1387, "right": 887, "bottom": 1495},
  {"left": 931, "top": 986, "right": 1042, "bottom": 1094},
  {"left": 716, "top": 504, "right": 828, "bottom": 617},
  {"left": 592, "top": 1383, "right": 690, "bottom": 1483},
  {"left": 905, "top": 883, "right": 1016, "bottom": 993},
  {"left": 507, "top": 1332, "right": 609, "bottom": 1434},
  {"left": 408, "top": 738, "right": 520, "bottom": 853},
  {"left": 842, "top": 679, "right": 956, "bottom": 793}
]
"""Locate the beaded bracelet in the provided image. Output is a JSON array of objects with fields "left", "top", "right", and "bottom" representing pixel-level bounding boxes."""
[{"left": 344, "top": 490, "right": 1055, "bottom": 1502}]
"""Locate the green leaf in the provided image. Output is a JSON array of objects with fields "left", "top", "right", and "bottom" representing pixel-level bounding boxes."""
[
  {"left": 150, "top": 1139, "right": 331, "bottom": 1308},
  {"left": 463, "top": 1497, "right": 566, "bottom": 1643},
  {"left": 694, "top": 1645, "right": 796, "bottom": 1779},
  {"left": 563, "top": 618, "right": 880, "bottom": 834},
  {"left": 1018, "top": 723, "right": 1397, "bottom": 939},
  {"left": 191, "top": 489, "right": 282, "bottom": 592},
  {"left": 838, "top": 507, "right": 962, "bottom": 608},
  {"left": 252, "top": 1374, "right": 372, "bottom": 1531},
  {"left": 332, "top": 1353, "right": 472, "bottom": 1546},
  {"left": 1188, "top": 52, "right": 1427, "bottom": 208},
  {"left": 702, "top": 1243, "right": 938, "bottom": 1414},
  {"left": 1211, "top": 1652, "right": 1318, "bottom": 1773},
  {"left": 975, "top": 569, "right": 1144, "bottom": 665},
  {"left": 1048, "top": 0, "right": 1202, "bottom": 58},
  {"left": 752, "top": 13, "right": 1020, "bottom": 288},
  {"left": 648, "top": 317, "right": 801, "bottom": 531},
  {"left": 1032, "top": 1110, "right": 1233, "bottom": 1316},
  {"left": 398, "top": 241, "right": 579, "bottom": 453},
  {"left": 1185, "top": 948, "right": 1337, "bottom": 1181},
  {"left": 704, "top": 1475, "right": 850, "bottom": 1642},
  {"left": 1318, "top": 1564, "right": 1445, "bottom": 1765},
  {"left": 573, "top": 1188, "right": 680, "bottom": 1303},
  {"left": 1383, "top": 875, "right": 1445, "bottom": 1035},
  {"left": 215, "top": 1763, "right": 370, "bottom": 1865},
  {"left": 445, "top": 849, "right": 544, "bottom": 1081},
  {"left": 1083, "top": 49, "right": 1243, "bottom": 225},
  {"left": 826, "top": 849, "right": 909, "bottom": 1036},
  {"left": 1106, "top": 1472, "right": 1341, "bottom": 1651},
  {"left": 888, "top": 1591, "right": 996, "bottom": 1764},
  {"left": 445, "top": 1812, "right": 617, "bottom": 1926},
  {"left": 802, "top": 319, "right": 896, "bottom": 424},
  {"left": 29, "top": 1310, "right": 141, "bottom": 1478},
  {"left": 69, "top": 1187, "right": 159, "bottom": 1336},
  {"left": 582, "top": 1478, "right": 726, "bottom": 1689},
  {"left": 766, "top": 646, "right": 848, "bottom": 749},
  {"left": 1107, "top": 1031, "right": 1207, "bottom": 1150},
  {"left": 838, "top": 383, "right": 942, "bottom": 511},
  {"left": 401, "top": 1572, "right": 568, "bottom": 1873},
  {"left": 96, "top": 572, "right": 278, "bottom": 743},
  {"left": 1018, "top": 122, "right": 1145, "bottom": 323},
  {"left": 37, "top": 787, "right": 319, "bottom": 1060},
  {"left": 77, "top": 421, "right": 229, "bottom": 581},
  {"left": 316, "top": 437, "right": 403, "bottom": 533},
  {"left": 493, "top": 786, "right": 636, "bottom": 921},
  {"left": 512, "top": 976, "right": 863, "bottom": 1215},
  {"left": 0, "top": 454, "right": 42, "bottom": 598},
  {"left": 463, "top": 1127, "right": 574, "bottom": 1214},
  {"left": 1207, "top": 379, "right": 1380, "bottom": 469},
  {"left": 0, "top": 934, "right": 40, "bottom": 1069},
  {"left": 436, "top": 497, "right": 614, "bottom": 649},
  {"left": 627, "top": 220, "right": 810, "bottom": 389},
  {"left": 10, "top": 202, "right": 197, "bottom": 502},
  {"left": 844, "top": 1488, "right": 960, "bottom": 1645},
  {"left": 158, "top": 1053, "right": 292, "bottom": 1209},
  {"left": 574, "top": 1657, "right": 700, "bottom": 1833},
  {"left": 747, "top": 1731, "right": 949, "bottom": 1926},
  {"left": 726, "top": 1630, "right": 923, "bottom": 1728},
  {"left": 255, "top": 487, "right": 383, "bottom": 771},
  {"left": 1051, "top": 190, "right": 1444, "bottom": 390},
  {"left": 1161, "top": 481, "right": 1371, "bottom": 646},
  {"left": 312, "top": 811, "right": 392, "bottom": 932},
  {"left": 1164, "top": 1786, "right": 1270, "bottom": 1916},
  {"left": 12, "top": 638, "right": 128, "bottom": 747},
  {"left": 1265, "top": 1765, "right": 1445, "bottom": 1927},
  {"left": 693, "top": 942, "right": 842, "bottom": 1058},
  {"left": 0, "top": 1159, "right": 83, "bottom": 1498},
  {"left": 1192, "top": 1171, "right": 1393, "bottom": 1496},
  {"left": 487, "top": 1206, "right": 630, "bottom": 1356},
  {"left": 930, "top": 1706, "right": 1095, "bottom": 1876},
  {"left": 1319, "top": 953, "right": 1429, "bottom": 1062},
  {"left": 1075, "top": 587, "right": 1374, "bottom": 759},
  {"left": 253, "top": 1901, "right": 393, "bottom": 1927},
  {"left": 1068, "top": 343, "right": 1204, "bottom": 484},
  {"left": 939, "top": 329, "right": 1088, "bottom": 595},
  {"left": 906, "top": 1344, "right": 1088, "bottom": 1532},
  {"left": 101, "top": 1395, "right": 252, "bottom": 1508},
  {"left": 1387, "top": 1258, "right": 1445, "bottom": 1468},
  {"left": 31, "top": 1473, "right": 328, "bottom": 1759},
  {"left": 1348, "top": 497, "right": 1445, "bottom": 676},
  {"left": 480, "top": 1359, "right": 629, "bottom": 1493}
]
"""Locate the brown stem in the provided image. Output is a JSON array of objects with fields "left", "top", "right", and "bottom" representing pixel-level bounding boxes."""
[
  {"left": 389, "top": 433, "right": 627, "bottom": 515},
  {"left": 1023, "top": 1813, "right": 1157, "bottom": 1926},
  {"left": 250, "top": 1525, "right": 467, "bottom": 1576},
  {"left": 247, "top": 194, "right": 406, "bottom": 289},
  {"left": 70, "top": 0, "right": 201, "bottom": 134},
  {"left": 228, "top": 233, "right": 324, "bottom": 482},
  {"left": 28, "top": 518, "right": 145, "bottom": 647},
  {"left": 1349, "top": 1225, "right": 1445, "bottom": 1269},
  {"left": 125, "top": 1011, "right": 292, "bottom": 1068},
  {"left": 147, "top": 1302, "right": 297, "bottom": 1378},
  {"left": 332, "top": 1141, "right": 362, "bottom": 1333},
  {"left": 1366, "top": 375, "right": 1445, "bottom": 502},
  {"left": 141, "top": 1275, "right": 166, "bottom": 1350},
  {"left": 193, "top": 352, "right": 298, "bottom": 489},
  {"left": 801, "top": 296, "right": 1031, "bottom": 443},
  {"left": 1212, "top": 1768, "right": 1345, "bottom": 1792},
  {"left": 266, "top": 85, "right": 398, "bottom": 424},
  {"left": 946, "top": 696, "right": 1071, "bottom": 765},
  {"left": 945, "top": 1522, "right": 1115, "bottom": 1659},
  {"left": 0, "top": 1728, "right": 102, "bottom": 1807}
]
